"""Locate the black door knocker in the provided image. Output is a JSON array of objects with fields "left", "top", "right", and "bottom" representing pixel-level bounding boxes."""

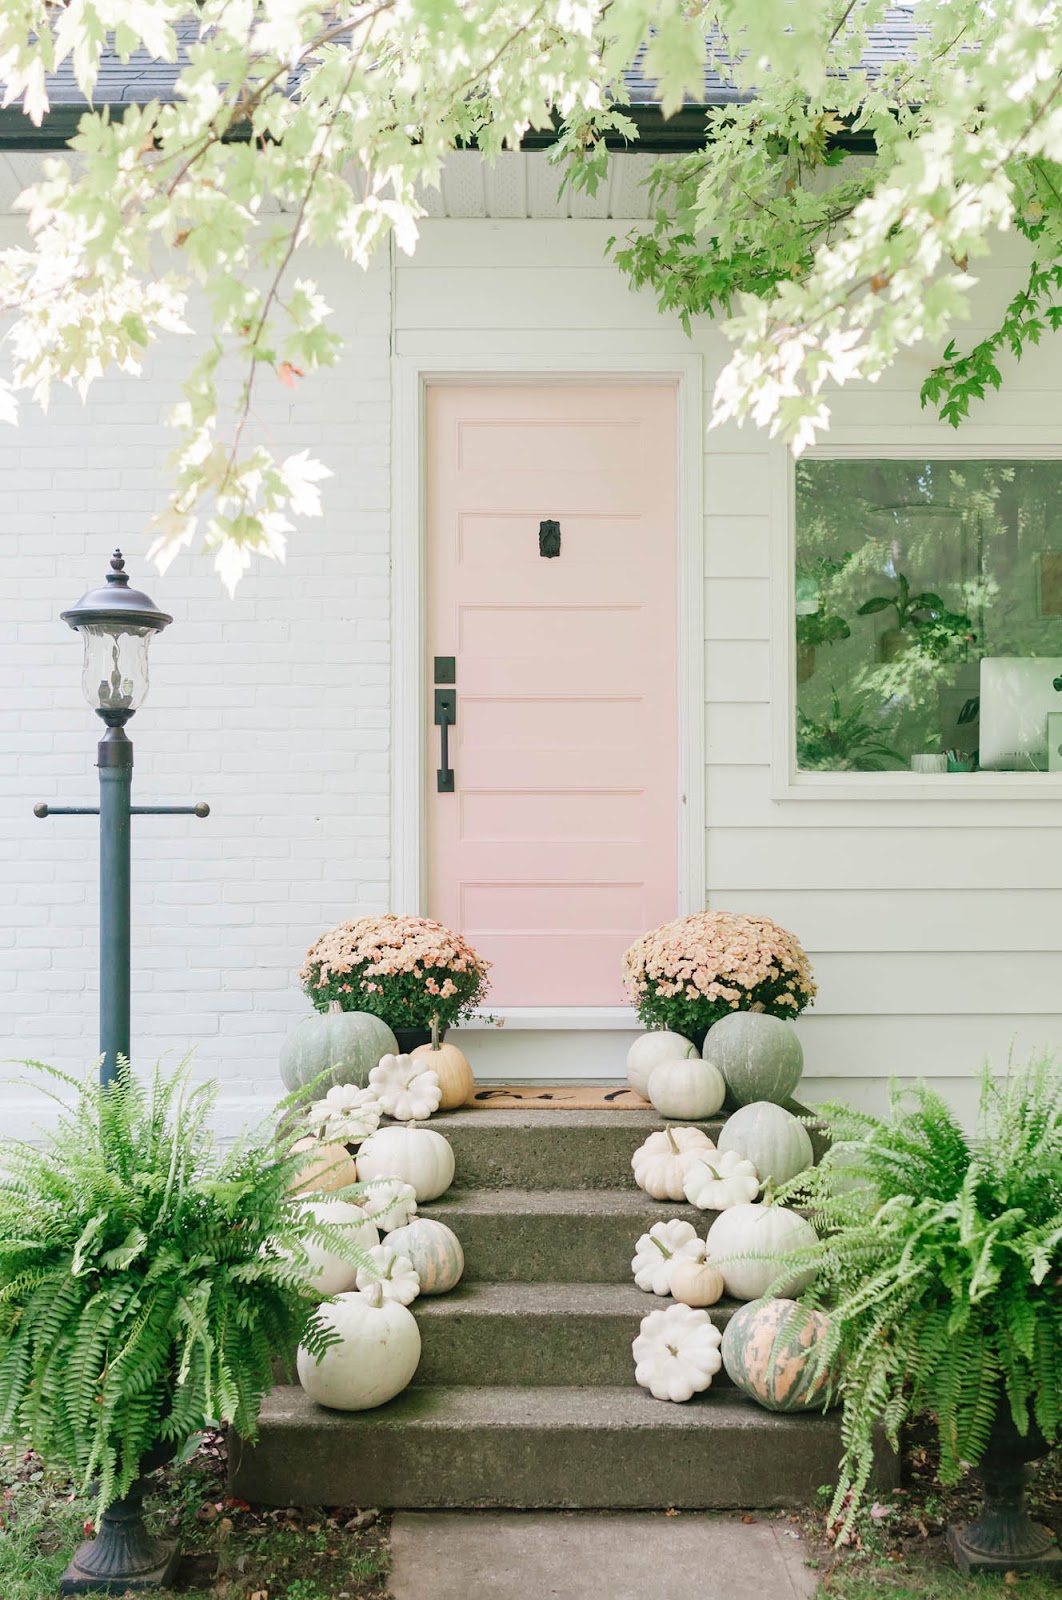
[{"left": 539, "top": 519, "right": 561, "bottom": 558}]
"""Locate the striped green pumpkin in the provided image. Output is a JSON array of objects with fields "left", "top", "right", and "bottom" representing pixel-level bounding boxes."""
[
  {"left": 386, "top": 1218, "right": 464, "bottom": 1295},
  {"left": 721, "top": 1297, "right": 837, "bottom": 1413}
]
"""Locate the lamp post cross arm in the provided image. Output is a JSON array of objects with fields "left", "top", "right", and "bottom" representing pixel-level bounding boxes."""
[{"left": 34, "top": 803, "right": 210, "bottom": 818}]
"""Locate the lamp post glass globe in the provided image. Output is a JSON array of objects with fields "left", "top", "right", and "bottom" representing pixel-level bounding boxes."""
[{"left": 60, "top": 550, "right": 172, "bottom": 725}]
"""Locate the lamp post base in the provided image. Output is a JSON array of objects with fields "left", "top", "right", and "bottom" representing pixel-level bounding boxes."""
[{"left": 58, "top": 1478, "right": 179, "bottom": 1595}]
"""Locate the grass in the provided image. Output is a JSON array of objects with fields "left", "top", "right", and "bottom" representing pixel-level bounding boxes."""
[
  {"left": 0, "top": 1432, "right": 390, "bottom": 1600},
  {"left": 796, "top": 1423, "right": 1062, "bottom": 1600}
]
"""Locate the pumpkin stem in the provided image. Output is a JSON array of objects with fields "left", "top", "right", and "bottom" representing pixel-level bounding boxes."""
[
  {"left": 362, "top": 1280, "right": 385, "bottom": 1309},
  {"left": 651, "top": 1236, "right": 672, "bottom": 1258},
  {"left": 666, "top": 1128, "right": 679, "bottom": 1154},
  {"left": 430, "top": 1013, "right": 440, "bottom": 1051},
  {"left": 328, "top": 1000, "right": 343, "bottom": 1015}
]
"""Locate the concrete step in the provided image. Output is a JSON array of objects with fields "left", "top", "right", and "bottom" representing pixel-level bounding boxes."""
[
  {"left": 435, "top": 1105, "right": 825, "bottom": 1192},
  {"left": 232, "top": 1383, "right": 896, "bottom": 1510},
  {"left": 412, "top": 1281, "right": 743, "bottom": 1387},
  {"left": 422, "top": 1189, "right": 710, "bottom": 1283}
]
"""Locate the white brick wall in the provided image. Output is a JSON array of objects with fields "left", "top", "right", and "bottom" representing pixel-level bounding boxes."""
[{"left": 1, "top": 232, "right": 393, "bottom": 1136}]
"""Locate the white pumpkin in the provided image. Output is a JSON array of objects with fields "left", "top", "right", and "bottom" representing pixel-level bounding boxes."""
[
  {"left": 387, "top": 1218, "right": 464, "bottom": 1295},
  {"left": 356, "top": 1242, "right": 421, "bottom": 1306},
  {"left": 307, "top": 1083, "right": 383, "bottom": 1145},
  {"left": 631, "top": 1218, "right": 705, "bottom": 1297},
  {"left": 627, "top": 1031, "right": 699, "bottom": 1098},
  {"left": 647, "top": 1058, "right": 726, "bottom": 1121},
  {"left": 356, "top": 1125, "right": 456, "bottom": 1202},
  {"left": 683, "top": 1150, "right": 761, "bottom": 1211},
  {"left": 632, "top": 1302, "right": 723, "bottom": 1401},
  {"left": 718, "top": 1101, "right": 814, "bottom": 1188},
  {"left": 296, "top": 1199, "right": 380, "bottom": 1297},
  {"left": 669, "top": 1257, "right": 725, "bottom": 1308},
  {"left": 631, "top": 1126, "right": 715, "bottom": 1202},
  {"left": 368, "top": 1054, "right": 442, "bottom": 1121},
  {"left": 704, "top": 1201, "right": 818, "bottom": 1301},
  {"left": 357, "top": 1177, "right": 419, "bottom": 1234},
  {"left": 297, "top": 1282, "right": 421, "bottom": 1410}
]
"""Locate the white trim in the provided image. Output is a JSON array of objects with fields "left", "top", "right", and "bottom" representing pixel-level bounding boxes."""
[
  {"left": 390, "top": 352, "right": 706, "bottom": 1017},
  {"left": 770, "top": 437, "right": 1062, "bottom": 801},
  {"left": 456, "top": 1006, "right": 639, "bottom": 1032}
]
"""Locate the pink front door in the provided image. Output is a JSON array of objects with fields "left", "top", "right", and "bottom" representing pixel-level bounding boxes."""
[{"left": 425, "top": 382, "right": 678, "bottom": 1008}]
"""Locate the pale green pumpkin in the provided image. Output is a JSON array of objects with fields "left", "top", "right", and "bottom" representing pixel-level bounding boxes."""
[
  {"left": 280, "top": 1003, "right": 398, "bottom": 1093},
  {"left": 387, "top": 1218, "right": 464, "bottom": 1295},
  {"left": 703, "top": 1012, "right": 803, "bottom": 1107},
  {"left": 718, "top": 1101, "right": 813, "bottom": 1186}
]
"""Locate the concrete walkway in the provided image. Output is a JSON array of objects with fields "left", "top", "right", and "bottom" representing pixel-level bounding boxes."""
[{"left": 388, "top": 1511, "right": 819, "bottom": 1600}]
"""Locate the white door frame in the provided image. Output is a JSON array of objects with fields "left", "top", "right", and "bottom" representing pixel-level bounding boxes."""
[{"left": 390, "top": 353, "right": 705, "bottom": 1028}]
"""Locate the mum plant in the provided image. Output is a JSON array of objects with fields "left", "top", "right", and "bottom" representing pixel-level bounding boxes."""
[
  {"left": 0, "top": 1060, "right": 376, "bottom": 1529},
  {"left": 300, "top": 914, "right": 490, "bottom": 1032},
  {"left": 622, "top": 912, "right": 815, "bottom": 1043},
  {"left": 781, "top": 1055, "right": 1062, "bottom": 1556}
]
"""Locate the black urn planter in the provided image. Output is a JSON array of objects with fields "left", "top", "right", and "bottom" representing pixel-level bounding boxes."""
[
  {"left": 947, "top": 1403, "right": 1062, "bottom": 1575},
  {"left": 59, "top": 1445, "right": 179, "bottom": 1594},
  {"left": 393, "top": 1025, "right": 445, "bottom": 1054}
]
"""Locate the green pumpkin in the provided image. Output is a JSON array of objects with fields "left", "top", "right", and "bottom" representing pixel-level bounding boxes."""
[
  {"left": 721, "top": 1297, "right": 837, "bottom": 1413},
  {"left": 280, "top": 1003, "right": 398, "bottom": 1093},
  {"left": 718, "top": 1102, "right": 813, "bottom": 1186},
  {"left": 387, "top": 1218, "right": 464, "bottom": 1295},
  {"left": 704, "top": 1012, "right": 803, "bottom": 1107}
]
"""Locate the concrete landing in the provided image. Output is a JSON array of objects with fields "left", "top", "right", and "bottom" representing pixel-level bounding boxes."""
[{"left": 388, "top": 1511, "right": 818, "bottom": 1600}]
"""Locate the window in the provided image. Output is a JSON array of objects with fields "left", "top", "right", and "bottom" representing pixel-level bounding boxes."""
[{"left": 794, "top": 458, "right": 1062, "bottom": 775}]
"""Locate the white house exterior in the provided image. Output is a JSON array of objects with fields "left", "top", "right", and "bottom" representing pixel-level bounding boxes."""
[{"left": 3, "top": 141, "right": 1062, "bottom": 1138}]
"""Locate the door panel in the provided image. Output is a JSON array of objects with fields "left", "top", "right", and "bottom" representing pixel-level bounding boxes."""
[{"left": 426, "top": 383, "right": 678, "bottom": 1008}]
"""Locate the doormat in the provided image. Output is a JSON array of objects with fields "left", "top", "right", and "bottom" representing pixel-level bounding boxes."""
[{"left": 461, "top": 1085, "right": 651, "bottom": 1110}]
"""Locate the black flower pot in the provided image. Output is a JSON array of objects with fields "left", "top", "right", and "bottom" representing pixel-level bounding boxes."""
[
  {"left": 947, "top": 1401, "right": 1062, "bottom": 1575},
  {"left": 393, "top": 1026, "right": 445, "bottom": 1055}
]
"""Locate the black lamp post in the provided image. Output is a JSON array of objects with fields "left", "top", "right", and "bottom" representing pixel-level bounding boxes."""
[{"left": 35, "top": 550, "right": 209, "bottom": 1592}]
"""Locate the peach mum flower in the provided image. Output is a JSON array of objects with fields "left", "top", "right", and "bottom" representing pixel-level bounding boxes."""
[{"left": 622, "top": 912, "right": 815, "bottom": 1035}]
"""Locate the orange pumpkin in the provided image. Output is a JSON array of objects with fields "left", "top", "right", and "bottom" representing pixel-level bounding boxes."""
[
  {"left": 411, "top": 1018, "right": 474, "bottom": 1109},
  {"left": 290, "top": 1136, "right": 358, "bottom": 1195}
]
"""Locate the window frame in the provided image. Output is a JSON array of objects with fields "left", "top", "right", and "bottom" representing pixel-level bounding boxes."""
[{"left": 772, "top": 440, "right": 1062, "bottom": 800}]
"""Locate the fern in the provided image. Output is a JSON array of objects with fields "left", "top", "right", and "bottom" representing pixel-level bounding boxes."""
[
  {"left": 777, "top": 1053, "right": 1062, "bottom": 1535},
  {"left": 0, "top": 1058, "right": 380, "bottom": 1519}
]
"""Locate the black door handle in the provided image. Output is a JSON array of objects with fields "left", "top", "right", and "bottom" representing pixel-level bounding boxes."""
[{"left": 435, "top": 688, "right": 456, "bottom": 792}]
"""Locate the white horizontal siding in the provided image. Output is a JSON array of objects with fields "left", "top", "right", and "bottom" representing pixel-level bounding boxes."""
[{"left": 396, "top": 216, "right": 1062, "bottom": 1107}]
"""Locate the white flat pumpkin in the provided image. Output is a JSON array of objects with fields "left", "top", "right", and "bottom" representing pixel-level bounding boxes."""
[
  {"left": 704, "top": 1201, "right": 817, "bottom": 1301},
  {"left": 631, "top": 1218, "right": 705, "bottom": 1297},
  {"left": 356, "top": 1178, "right": 418, "bottom": 1233},
  {"left": 682, "top": 1150, "right": 760, "bottom": 1211},
  {"left": 356, "top": 1242, "right": 421, "bottom": 1305},
  {"left": 631, "top": 1126, "right": 715, "bottom": 1202},
  {"left": 632, "top": 1303, "right": 723, "bottom": 1402},
  {"left": 718, "top": 1101, "right": 814, "bottom": 1187},
  {"left": 627, "top": 1031, "right": 699, "bottom": 1098},
  {"left": 307, "top": 1083, "right": 383, "bottom": 1145},
  {"left": 368, "top": 1054, "right": 442, "bottom": 1121}
]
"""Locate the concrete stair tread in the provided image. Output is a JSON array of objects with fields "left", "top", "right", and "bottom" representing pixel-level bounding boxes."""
[
  {"left": 413, "top": 1281, "right": 744, "bottom": 1318},
  {"left": 255, "top": 1382, "right": 837, "bottom": 1433},
  {"left": 425, "top": 1188, "right": 704, "bottom": 1221},
  {"left": 434, "top": 1109, "right": 721, "bottom": 1133}
]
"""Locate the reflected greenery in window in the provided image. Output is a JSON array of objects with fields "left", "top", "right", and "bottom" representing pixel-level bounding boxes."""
[{"left": 795, "top": 460, "right": 1062, "bottom": 773}]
